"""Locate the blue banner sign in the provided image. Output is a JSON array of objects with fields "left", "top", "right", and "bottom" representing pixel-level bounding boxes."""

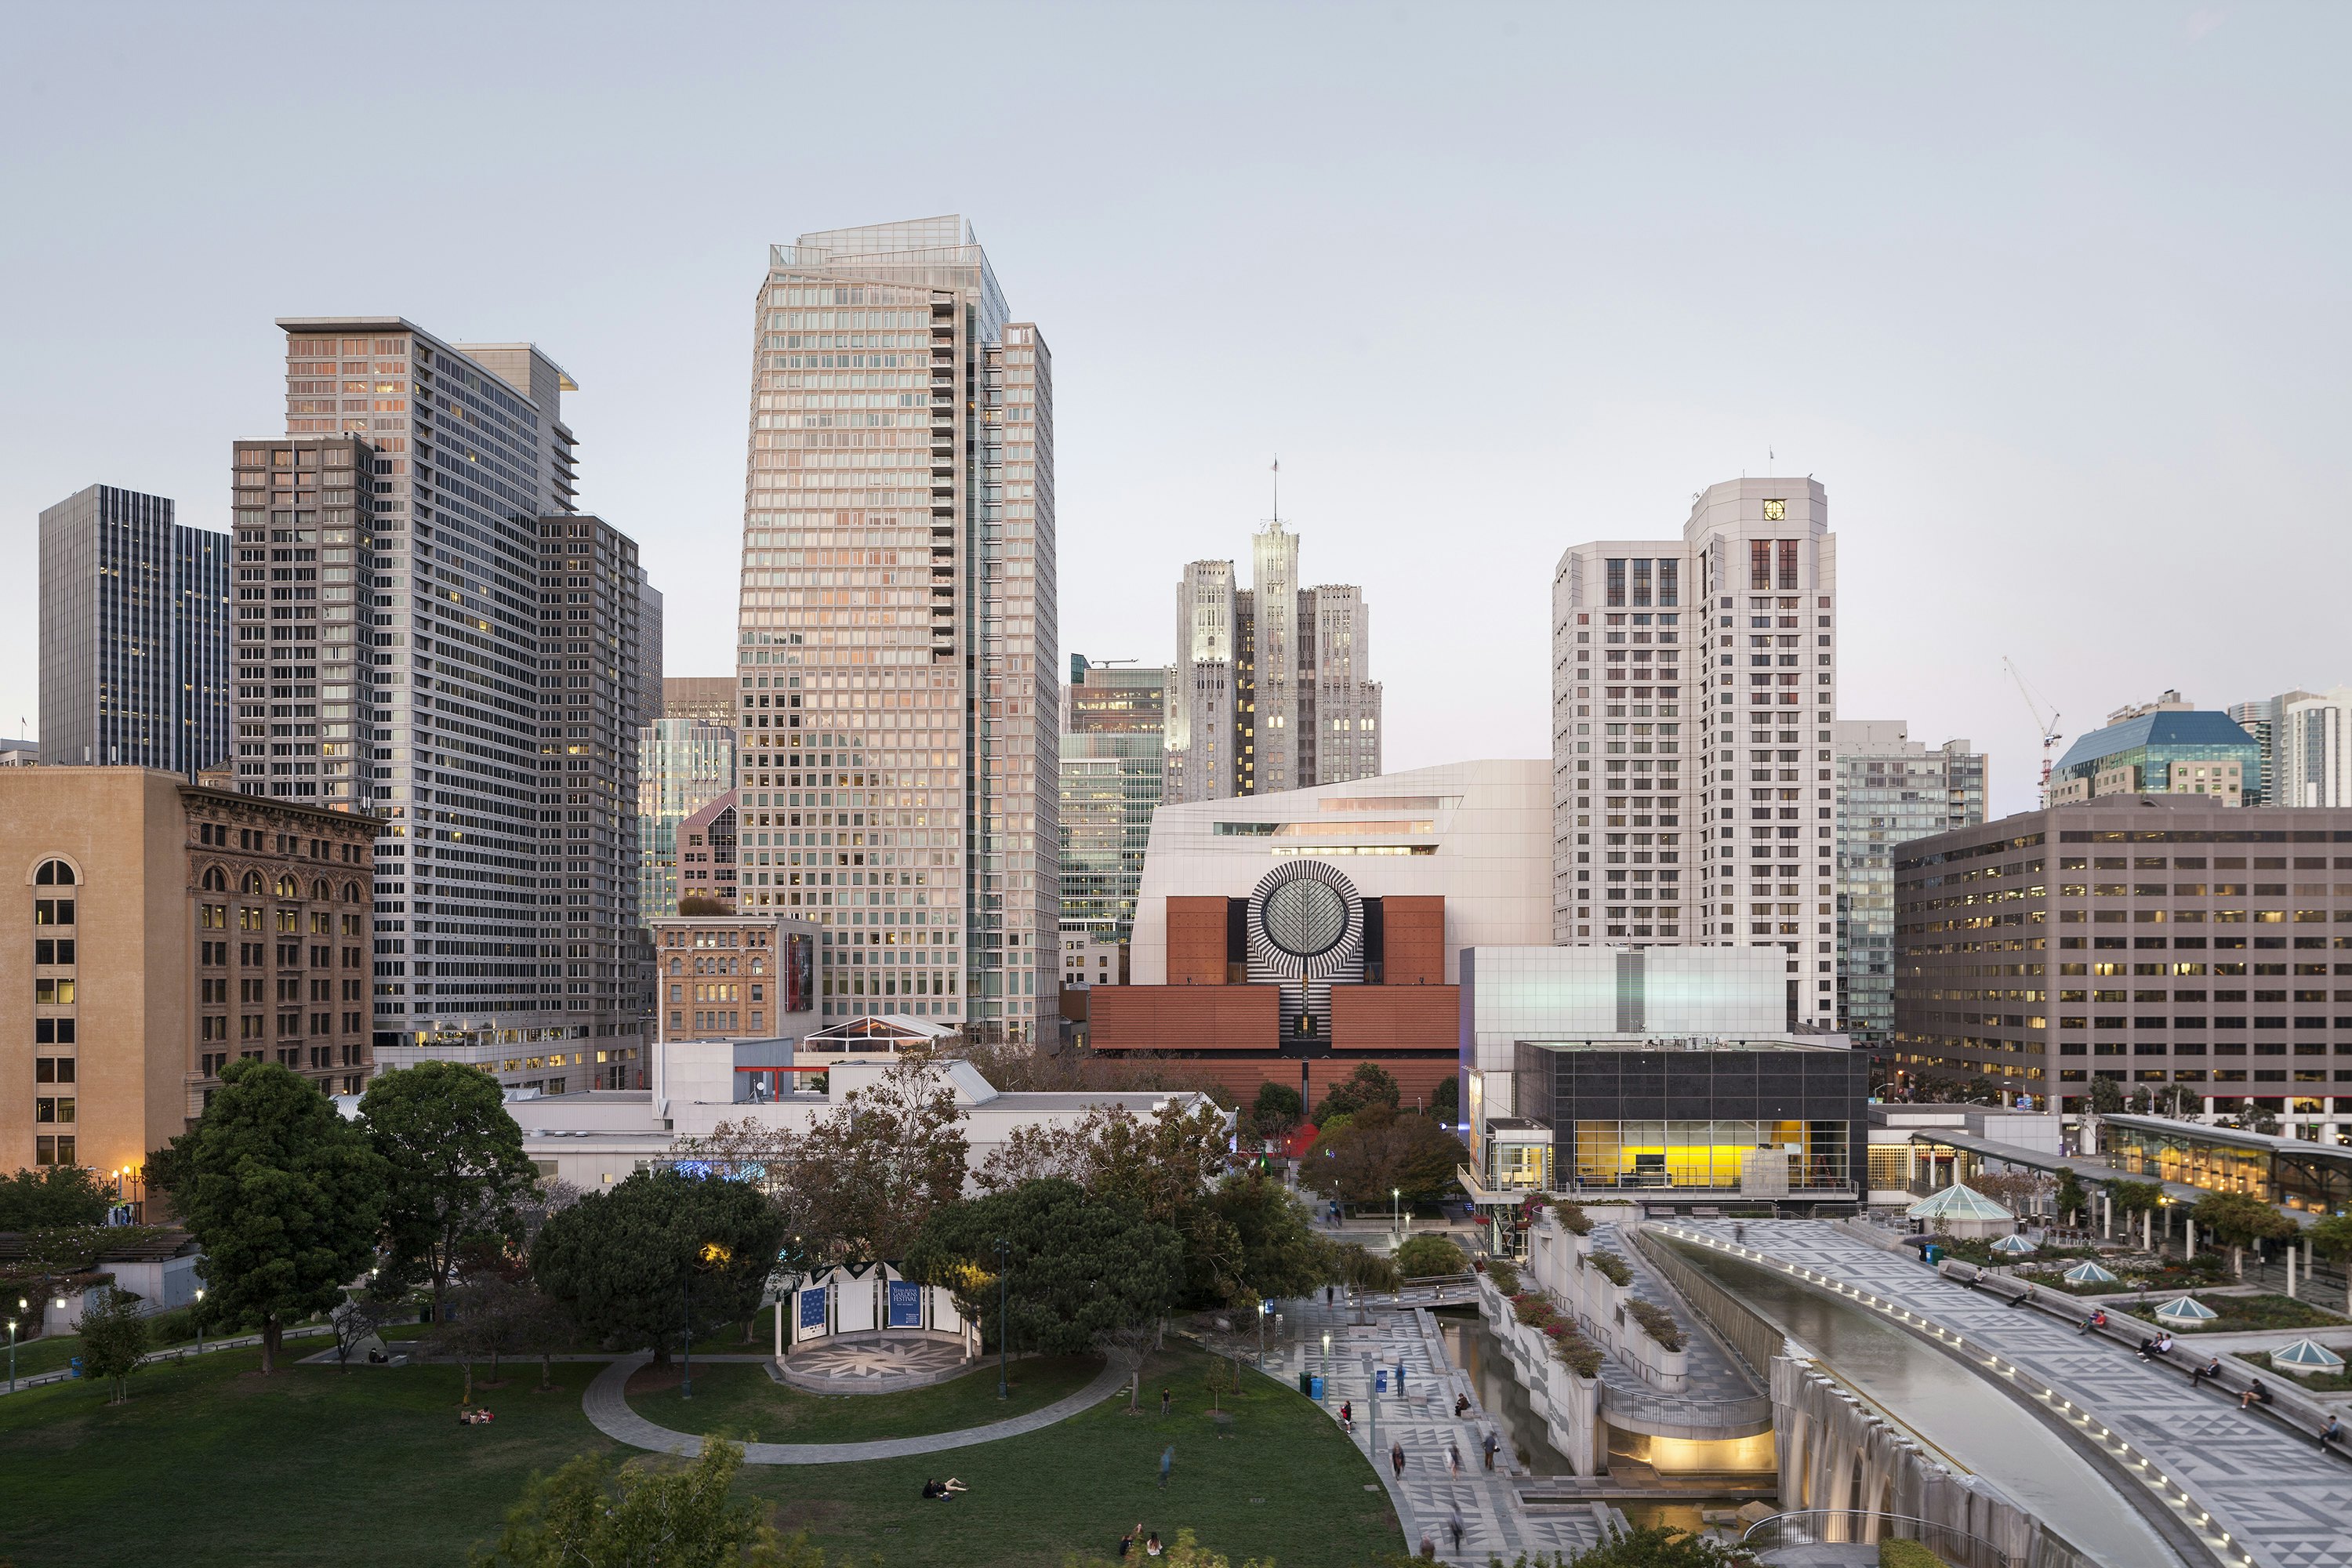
[
  {"left": 887, "top": 1279, "right": 922, "bottom": 1329},
  {"left": 798, "top": 1286, "right": 827, "bottom": 1332}
]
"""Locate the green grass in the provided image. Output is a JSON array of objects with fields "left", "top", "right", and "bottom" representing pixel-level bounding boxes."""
[
  {"left": 0, "top": 1342, "right": 1401, "bottom": 1567},
  {"left": 626, "top": 1355, "right": 1105, "bottom": 1443},
  {"left": 726, "top": 1346, "right": 1401, "bottom": 1568},
  {"left": 2125, "top": 1293, "right": 2349, "bottom": 1333}
]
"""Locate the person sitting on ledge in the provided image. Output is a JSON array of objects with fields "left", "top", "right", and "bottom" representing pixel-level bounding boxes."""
[
  {"left": 2241, "top": 1378, "right": 2273, "bottom": 1411},
  {"left": 2078, "top": 1309, "right": 2108, "bottom": 1334}
]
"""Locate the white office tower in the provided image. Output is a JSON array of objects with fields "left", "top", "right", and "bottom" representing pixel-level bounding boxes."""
[
  {"left": 1552, "top": 477, "right": 1839, "bottom": 1027},
  {"left": 1165, "top": 517, "right": 1381, "bottom": 806},
  {"left": 2232, "top": 687, "right": 2352, "bottom": 807},
  {"left": 731, "top": 217, "right": 1058, "bottom": 1044}
]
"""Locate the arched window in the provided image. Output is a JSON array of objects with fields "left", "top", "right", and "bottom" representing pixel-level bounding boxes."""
[
  {"left": 343, "top": 881, "right": 361, "bottom": 903},
  {"left": 311, "top": 880, "right": 331, "bottom": 902},
  {"left": 34, "top": 860, "right": 74, "bottom": 886},
  {"left": 241, "top": 870, "right": 264, "bottom": 895},
  {"left": 201, "top": 866, "right": 228, "bottom": 892},
  {"left": 275, "top": 874, "right": 299, "bottom": 899}
]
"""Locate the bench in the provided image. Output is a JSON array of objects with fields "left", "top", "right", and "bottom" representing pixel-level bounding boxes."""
[{"left": 1937, "top": 1259, "right": 2349, "bottom": 1461}]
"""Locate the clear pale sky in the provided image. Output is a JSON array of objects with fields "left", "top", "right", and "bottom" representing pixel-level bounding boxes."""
[{"left": 4, "top": 2, "right": 2345, "bottom": 819}]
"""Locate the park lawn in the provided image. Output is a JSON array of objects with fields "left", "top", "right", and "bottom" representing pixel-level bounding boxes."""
[
  {"left": 729, "top": 1345, "right": 1403, "bottom": 1568},
  {"left": 626, "top": 1354, "right": 1104, "bottom": 1442},
  {"left": 0, "top": 1341, "right": 1399, "bottom": 1568},
  {"left": 2126, "top": 1293, "right": 2349, "bottom": 1333},
  {"left": 0, "top": 1345, "right": 617, "bottom": 1567}
]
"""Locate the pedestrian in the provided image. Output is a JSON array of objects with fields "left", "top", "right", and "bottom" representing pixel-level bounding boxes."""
[
  {"left": 1326, "top": 1285, "right": 1334, "bottom": 1306},
  {"left": 1391, "top": 1439, "right": 1405, "bottom": 1478},
  {"left": 1733, "top": 1222, "right": 1745, "bottom": 1244},
  {"left": 1160, "top": 1387, "right": 1171, "bottom": 1416},
  {"left": 1339, "top": 1399, "right": 1354, "bottom": 1433},
  {"left": 1449, "top": 1439, "right": 1462, "bottom": 1476},
  {"left": 1159, "top": 1445, "right": 1174, "bottom": 1489},
  {"left": 2321, "top": 1414, "right": 2343, "bottom": 1452},
  {"left": 1483, "top": 1429, "right": 1499, "bottom": 1471},
  {"left": 1448, "top": 1507, "right": 1465, "bottom": 1552}
]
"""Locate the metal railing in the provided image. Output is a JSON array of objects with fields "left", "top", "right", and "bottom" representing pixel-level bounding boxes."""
[
  {"left": 1595, "top": 1376, "right": 1773, "bottom": 1435},
  {"left": 1741, "top": 1511, "right": 2013, "bottom": 1568}
]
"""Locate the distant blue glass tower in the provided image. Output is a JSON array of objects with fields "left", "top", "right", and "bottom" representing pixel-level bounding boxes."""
[{"left": 38, "top": 485, "right": 230, "bottom": 772}]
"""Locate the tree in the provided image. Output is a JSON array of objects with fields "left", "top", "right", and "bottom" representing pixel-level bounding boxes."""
[
  {"left": 1564, "top": 1521, "right": 1755, "bottom": 1566},
  {"left": 1430, "top": 1075, "right": 1460, "bottom": 1126},
  {"left": 531, "top": 1169, "right": 786, "bottom": 1365},
  {"left": 2053, "top": 1168, "right": 2089, "bottom": 1227},
  {"left": 1203, "top": 1171, "right": 1330, "bottom": 1304},
  {"left": 77, "top": 1287, "right": 149, "bottom": 1404},
  {"left": 1248, "top": 1081, "right": 1304, "bottom": 1138},
  {"left": 2108, "top": 1180, "right": 2164, "bottom": 1218},
  {"left": 429, "top": 1276, "right": 551, "bottom": 1404},
  {"left": 1330, "top": 1243, "right": 1400, "bottom": 1324},
  {"left": 2085, "top": 1076, "right": 2125, "bottom": 1116},
  {"left": 1311, "top": 1062, "right": 1401, "bottom": 1125},
  {"left": 475, "top": 1436, "right": 827, "bottom": 1568},
  {"left": 2308, "top": 1213, "right": 2352, "bottom": 1316},
  {"left": 906, "top": 1177, "right": 1184, "bottom": 1356},
  {"left": 1300, "top": 1105, "right": 1467, "bottom": 1206},
  {"left": 360, "top": 1062, "right": 539, "bottom": 1328},
  {"left": 1393, "top": 1232, "right": 1468, "bottom": 1279},
  {"left": 331, "top": 1294, "right": 394, "bottom": 1374},
  {"left": 152, "top": 1058, "right": 386, "bottom": 1372},
  {"left": 0, "top": 1165, "right": 111, "bottom": 1229},
  {"left": 2191, "top": 1189, "right": 2296, "bottom": 1277}
]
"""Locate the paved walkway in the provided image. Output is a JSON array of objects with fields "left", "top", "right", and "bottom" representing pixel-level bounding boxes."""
[
  {"left": 582, "top": 1350, "right": 1131, "bottom": 1465},
  {"left": 1287, "top": 1298, "right": 1613, "bottom": 1565},
  {"left": 1674, "top": 1219, "right": 2352, "bottom": 1568}
]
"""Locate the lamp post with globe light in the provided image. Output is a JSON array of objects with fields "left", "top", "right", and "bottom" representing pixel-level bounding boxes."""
[
  {"left": 194, "top": 1288, "right": 205, "bottom": 1355},
  {"left": 682, "top": 1241, "right": 734, "bottom": 1400},
  {"left": 6, "top": 1312, "right": 16, "bottom": 1394}
]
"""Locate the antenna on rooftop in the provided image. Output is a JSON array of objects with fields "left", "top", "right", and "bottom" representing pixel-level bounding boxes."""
[{"left": 1271, "top": 454, "right": 1280, "bottom": 524}]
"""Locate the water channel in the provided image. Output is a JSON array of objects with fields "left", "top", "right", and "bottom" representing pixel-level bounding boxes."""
[{"left": 1659, "top": 1239, "right": 2190, "bottom": 1567}]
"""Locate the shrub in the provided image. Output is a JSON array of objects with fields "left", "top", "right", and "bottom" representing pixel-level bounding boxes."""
[
  {"left": 1393, "top": 1232, "right": 1468, "bottom": 1279},
  {"left": 1588, "top": 1250, "right": 1632, "bottom": 1287},
  {"left": 1486, "top": 1260, "right": 1522, "bottom": 1295},
  {"left": 1513, "top": 1294, "right": 1558, "bottom": 1329},
  {"left": 1552, "top": 1202, "right": 1593, "bottom": 1236},
  {"left": 1879, "top": 1540, "right": 1952, "bottom": 1568},
  {"left": 1549, "top": 1327, "right": 1602, "bottom": 1378},
  {"left": 1626, "top": 1298, "right": 1686, "bottom": 1352}
]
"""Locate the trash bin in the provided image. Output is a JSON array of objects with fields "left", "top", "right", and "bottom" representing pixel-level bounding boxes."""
[
  {"left": 69, "top": 1356, "right": 83, "bottom": 1380},
  {"left": 1298, "top": 1370, "right": 1312, "bottom": 1396},
  {"left": 1309, "top": 1374, "right": 1325, "bottom": 1401}
]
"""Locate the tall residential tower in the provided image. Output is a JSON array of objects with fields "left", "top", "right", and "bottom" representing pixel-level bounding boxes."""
[
  {"left": 731, "top": 217, "right": 1058, "bottom": 1044},
  {"left": 38, "top": 485, "right": 230, "bottom": 774},
  {"left": 1831, "top": 720, "right": 1987, "bottom": 1047},
  {"left": 1552, "top": 477, "right": 1841, "bottom": 1028}
]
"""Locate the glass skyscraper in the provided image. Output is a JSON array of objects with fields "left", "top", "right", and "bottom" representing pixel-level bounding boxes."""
[
  {"left": 1059, "top": 656, "right": 1167, "bottom": 946},
  {"left": 1832, "top": 720, "right": 1987, "bottom": 1047},
  {"left": 730, "top": 217, "right": 1058, "bottom": 1042},
  {"left": 38, "top": 485, "right": 230, "bottom": 774}
]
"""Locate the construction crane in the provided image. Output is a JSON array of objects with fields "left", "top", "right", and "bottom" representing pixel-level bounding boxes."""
[{"left": 2004, "top": 657, "right": 2063, "bottom": 804}]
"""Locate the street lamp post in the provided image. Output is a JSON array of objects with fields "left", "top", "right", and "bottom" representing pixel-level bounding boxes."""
[
  {"left": 681, "top": 1269, "right": 695, "bottom": 1400},
  {"left": 1256, "top": 1299, "right": 1268, "bottom": 1369},
  {"left": 194, "top": 1288, "right": 205, "bottom": 1356},
  {"left": 6, "top": 1316, "right": 16, "bottom": 1395},
  {"left": 995, "top": 1237, "right": 1010, "bottom": 1399},
  {"left": 1392, "top": 1188, "right": 1400, "bottom": 1241}
]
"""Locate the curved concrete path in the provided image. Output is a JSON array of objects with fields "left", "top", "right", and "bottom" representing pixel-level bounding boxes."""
[{"left": 583, "top": 1351, "right": 1134, "bottom": 1465}]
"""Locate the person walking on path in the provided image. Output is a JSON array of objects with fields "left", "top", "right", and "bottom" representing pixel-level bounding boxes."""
[
  {"left": 1159, "top": 1445, "right": 1174, "bottom": 1488},
  {"left": 1447, "top": 1507, "right": 1465, "bottom": 1552},
  {"left": 1390, "top": 1439, "right": 1405, "bottom": 1478},
  {"left": 1448, "top": 1439, "right": 1462, "bottom": 1476},
  {"left": 1483, "top": 1429, "right": 1500, "bottom": 1471}
]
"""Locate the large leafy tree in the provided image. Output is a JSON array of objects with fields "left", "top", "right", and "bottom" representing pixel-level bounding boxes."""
[
  {"left": 1202, "top": 1169, "right": 1330, "bottom": 1304},
  {"left": 152, "top": 1058, "right": 386, "bottom": 1370},
  {"left": 531, "top": 1169, "right": 786, "bottom": 1363},
  {"left": 360, "top": 1061, "right": 538, "bottom": 1325},
  {"left": 2191, "top": 1189, "right": 2297, "bottom": 1277},
  {"left": 906, "top": 1177, "right": 1184, "bottom": 1356},
  {"left": 77, "top": 1287, "right": 150, "bottom": 1403},
  {"left": 1300, "top": 1104, "right": 1467, "bottom": 1206},
  {"left": 2309, "top": 1213, "right": 2352, "bottom": 1315},
  {"left": 1309, "top": 1062, "right": 1400, "bottom": 1126}
]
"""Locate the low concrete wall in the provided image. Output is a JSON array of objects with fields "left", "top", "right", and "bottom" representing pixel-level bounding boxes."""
[
  {"left": 1475, "top": 1269, "right": 1602, "bottom": 1474},
  {"left": 1526, "top": 1214, "right": 1690, "bottom": 1392}
]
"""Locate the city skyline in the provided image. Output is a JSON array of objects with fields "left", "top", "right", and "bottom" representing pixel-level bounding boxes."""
[{"left": 8, "top": 8, "right": 2352, "bottom": 822}]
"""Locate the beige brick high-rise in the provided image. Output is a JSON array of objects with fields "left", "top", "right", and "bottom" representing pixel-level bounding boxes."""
[
  {"left": 0, "top": 769, "right": 376, "bottom": 1193},
  {"left": 1552, "top": 477, "right": 1841, "bottom": 1029},
  {"left": 731, "top": 218, "right": 1057, "bottom": 1044}
]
